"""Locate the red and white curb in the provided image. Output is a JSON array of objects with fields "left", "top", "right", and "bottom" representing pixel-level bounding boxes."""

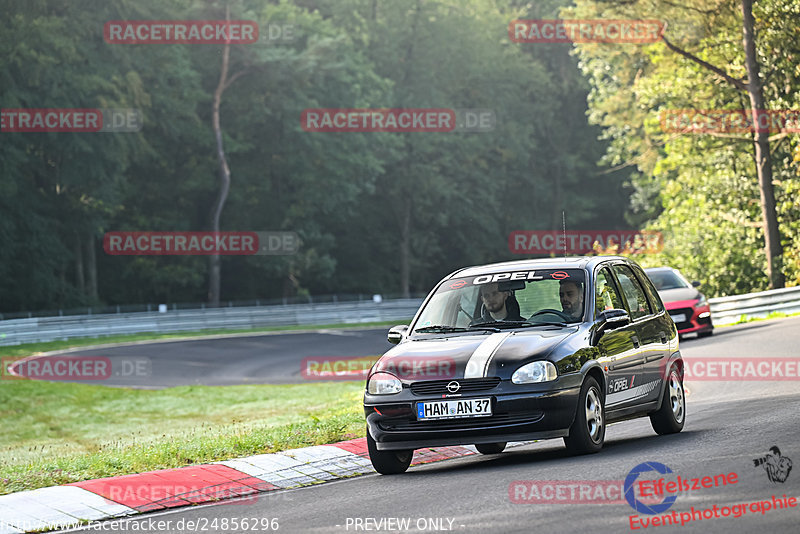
[{"left": 0, "top": 438, "right": 533, "bottom": 533}]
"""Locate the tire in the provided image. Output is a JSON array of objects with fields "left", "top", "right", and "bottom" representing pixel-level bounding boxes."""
[
  {"left": 650, "top": 365, "right": 685, "bottom": 435},
  {"left": 366, "top": 426, "right": 413, "bottom": 474},
  {"left": 698, "top": 328, "right": 713, "bottom": 338},
  {"left": 563, "top": 377, "right": 605, "bottom": 455},
  {"left": 475, "top": 442, "right": 506, "bottom": 454}
]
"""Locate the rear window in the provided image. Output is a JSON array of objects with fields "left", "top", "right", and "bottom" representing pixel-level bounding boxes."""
[{"left": 646, "top": 270, "right": 689, "bottom": 290}]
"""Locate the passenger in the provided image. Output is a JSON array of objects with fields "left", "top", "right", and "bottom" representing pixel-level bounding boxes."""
[
  {"left": 559, "top": 280, "right": 584, "bottom": 320},
  {"left": 471, "top": 282, "right": 524, "bottom": 323}
]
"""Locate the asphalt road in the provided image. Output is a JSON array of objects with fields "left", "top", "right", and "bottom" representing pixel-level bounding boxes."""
[
  {"left": 18, "top": 328, "right": 393, "bottom": 387},
  {"left": 63, "top": 316, "right": 800, "bottom": 533}
]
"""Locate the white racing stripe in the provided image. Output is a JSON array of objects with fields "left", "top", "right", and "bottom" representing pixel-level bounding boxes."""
[{"left": 464, "top": 332, "right": 512, "bottom": 378}]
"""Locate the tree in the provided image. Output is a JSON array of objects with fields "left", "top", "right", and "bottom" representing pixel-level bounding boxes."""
[{"left": 567, "top": 0, "right": 799, "bottom": 293}]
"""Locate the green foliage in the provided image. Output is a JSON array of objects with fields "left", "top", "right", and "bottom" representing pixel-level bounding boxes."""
[
  {"left": 568, "top": 0, "right": 800, "bottom": 296},
  {"left": 2, "top": 0, "right": 629, "bottom": 311}
]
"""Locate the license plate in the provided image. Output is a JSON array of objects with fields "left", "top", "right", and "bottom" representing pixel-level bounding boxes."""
[
  {"left": 670, "top": 313, "right": 687, "bottom": 323},
  {"left": 417, "top": 398, "right": 492, "bottom": 420}
]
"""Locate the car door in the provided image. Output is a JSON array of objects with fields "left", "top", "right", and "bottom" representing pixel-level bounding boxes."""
[
  {"left": 594, "top": 266, "right": 645, "bottom": 411},
  {"left": 610, "top": 263, "right": 662, "bottom": 405},
  {"left": 631, "top": 263, "right": 675, "bottom": 402}
]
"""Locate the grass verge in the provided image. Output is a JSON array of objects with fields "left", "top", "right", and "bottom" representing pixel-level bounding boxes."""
[
  {"left": 0, "top": 380, "right": 366, "bottom": 495},
  {"left": 718, "top": 310, "right": 800, "bottom": 328}
]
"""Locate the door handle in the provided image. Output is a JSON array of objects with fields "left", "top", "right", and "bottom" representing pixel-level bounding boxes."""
[{"left": 632, "top": 336, "right": 640, "bottom": 348}]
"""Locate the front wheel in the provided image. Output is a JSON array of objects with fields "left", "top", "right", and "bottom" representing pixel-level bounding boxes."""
[
  {"left": 367, "top": 427, "right": 413, "bottom": 474},
  {"left": 475, "top": 442, "right": 506, "bottom": 454},
  {"left": 563, "top": 377, "right": 605, "bottom": 455},
  {"left": 650, "top": 365, "right": 685, "bottom": 435}
]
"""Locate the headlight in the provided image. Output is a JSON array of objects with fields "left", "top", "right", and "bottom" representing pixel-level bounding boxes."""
[
  {"left": 696, "top": 294, "right": 707, "bottom": 306},
  {"left": 511, "top": 361, "right": 557, "bottom": 384},
  {"left": 367, "top": 372, "right": 402, "bottom": 395}
]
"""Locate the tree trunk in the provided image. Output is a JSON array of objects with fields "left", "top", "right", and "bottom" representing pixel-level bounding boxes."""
[
  {"left": 399, "top": 199, "right": 411, "bottom": 298},
  {"left": 208, "top": 5, "right": 234, "bottom": 307},
  {"left": 86, "top": 231, "right": 98, "bottom": 300},
  {"left": 660, "top": 2, "right": 785, "bottom": 289},
  {"left": 741, "top": 0, "right": 784, "bottom": 288},
  {"left": 74, "top": 232, "right": 85, "bottom": 294}
]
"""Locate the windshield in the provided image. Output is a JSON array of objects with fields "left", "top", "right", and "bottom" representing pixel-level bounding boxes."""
[
  {"left": 646, "top": 270, "right": 690, "bottom": 291},
  {"left": 413, "top": 269, "right": 586, "bottom": 334}
]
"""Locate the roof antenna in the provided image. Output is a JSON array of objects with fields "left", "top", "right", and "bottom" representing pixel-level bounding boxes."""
[{"left": 562, "top": 210, "right": 567, "bottom": 258}]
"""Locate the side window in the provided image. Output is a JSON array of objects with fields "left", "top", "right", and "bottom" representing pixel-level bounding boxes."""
[
  {"left": 594, "top": 268, "right": 625, "bottom": 318},
  {"left": 631, "top": 265, "right": 666, "bottom": 313},
  {"left": 612, "top": 264, "right": 653, "bottom": 321}
]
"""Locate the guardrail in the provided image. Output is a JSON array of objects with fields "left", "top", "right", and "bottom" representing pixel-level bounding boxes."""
[
  {"left": 709, "top": 286, "right": 800, "bottom": 325},
  {"left": 0, "top": 286, "right": 797, "bottom": 346},
  {"left": 0, "top": 299, "right": 424, "bottom": 346}
]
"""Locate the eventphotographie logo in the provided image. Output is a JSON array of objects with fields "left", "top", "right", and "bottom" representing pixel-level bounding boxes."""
[{"left": 753, "top": 446, "right": 792, "bottom": 483}]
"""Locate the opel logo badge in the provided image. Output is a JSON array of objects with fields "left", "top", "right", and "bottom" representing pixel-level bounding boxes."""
[{"left": 446, "top": 381, "right": 461, "bottom": 393}]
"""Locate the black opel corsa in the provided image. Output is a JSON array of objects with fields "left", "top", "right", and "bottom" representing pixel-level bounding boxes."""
[{"left": 364, "top": 256, "right": 685, "bottom": 474}]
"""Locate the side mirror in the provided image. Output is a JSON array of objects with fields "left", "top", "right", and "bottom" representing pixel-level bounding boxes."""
[
  {"left": 387, "top": 324, "right": 409, "bottom": 345},
  {"left": 691, "top": 280, "right": 701, "bottom": 288},
  {"left": 599, "top": 308, "right": 631, "bottom": 328},
  {"left": 591, "top": 309, "right": 630, "bottom": 345}
]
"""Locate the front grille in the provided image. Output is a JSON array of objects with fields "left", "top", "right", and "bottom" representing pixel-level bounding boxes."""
[
  {"left": 669, "top": 307, "right": 694, "bottom": 330},
  {"left": 409, "top": 377, "right": 501, "bottom": 396},
  {"left": 379, "top": 412, "right": 542, "bottom": 432}
]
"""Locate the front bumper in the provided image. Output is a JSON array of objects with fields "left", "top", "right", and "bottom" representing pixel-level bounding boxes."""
[
  {"left": 364, "top": 378, "right": 581, "bottom": 451},
  {"left": 669, "top": 304, "right": 713, "bottom": 335}
]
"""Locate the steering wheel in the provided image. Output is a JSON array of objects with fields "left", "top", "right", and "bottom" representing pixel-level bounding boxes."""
[{"left": 529, "top": 309, "right": 574, "bottom": 321}]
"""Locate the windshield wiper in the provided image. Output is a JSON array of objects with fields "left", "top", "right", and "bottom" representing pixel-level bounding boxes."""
[
  {"left": 466, "top": 321, "right": 515, "bottom": 331},
  {"left": 471, "top": 320, "right": 572, "bottom": 329},
  {"left": 414, "top": 325, "right": 470, "bottom": 333},
  {"left": 524, "top": 321, "right": 572, "bottom": 327}
]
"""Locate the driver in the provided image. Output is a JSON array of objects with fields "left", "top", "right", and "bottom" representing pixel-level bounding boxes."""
[
  {"left": 471, "top": 282, "right": 524, "bottom": 323},
  {"left": 559, "top": 280, "right": 584, "bottom": 320}
]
